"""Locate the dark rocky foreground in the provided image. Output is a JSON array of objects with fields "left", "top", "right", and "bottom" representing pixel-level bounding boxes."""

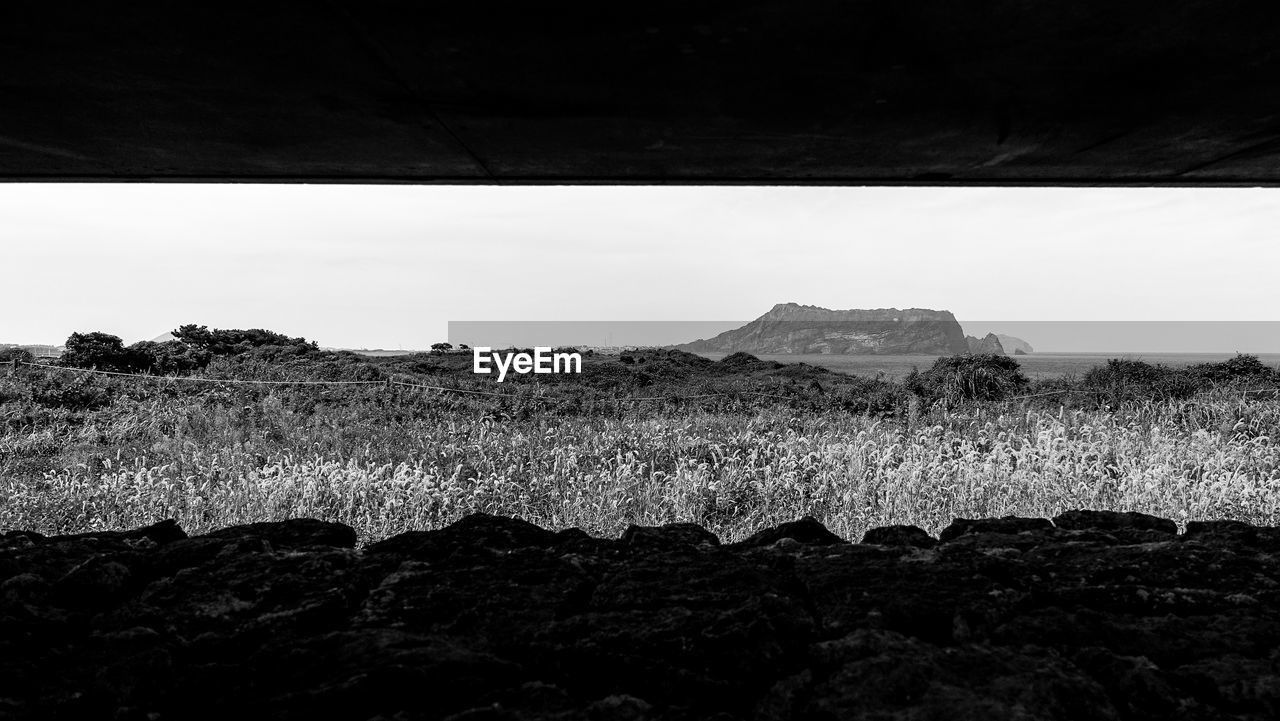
[{"left": 3, "top": 512, "right": 1280, "bottom": 720}]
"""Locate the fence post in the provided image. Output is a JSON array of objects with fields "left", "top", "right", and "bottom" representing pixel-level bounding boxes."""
[{"left": 9, "top": 358, "right": 18, "bottom": 377}]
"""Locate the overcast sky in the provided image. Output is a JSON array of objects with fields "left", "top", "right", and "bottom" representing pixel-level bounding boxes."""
[{"left": 1, "top": 184, "right": 1277, "bottom": 351}]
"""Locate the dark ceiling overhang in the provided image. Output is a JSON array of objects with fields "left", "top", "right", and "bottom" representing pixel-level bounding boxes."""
[{"left": 5, "top": 1, "right": 1280, "bottom": 185}]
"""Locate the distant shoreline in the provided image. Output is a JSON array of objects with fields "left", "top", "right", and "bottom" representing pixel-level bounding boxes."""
[{"left": 690, "top": 351, "right": 1280, "bottom": 380}]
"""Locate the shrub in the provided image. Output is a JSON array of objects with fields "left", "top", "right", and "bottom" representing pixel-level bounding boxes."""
[
  {"left": 1188, "top": 354, "right": 1275, "bottom": 385},
  {"left": 717, "top": 352, "right": 783, "bottom": 373},
  {"left": 126, "top": 340, "right": 210, "bottom": 375},
  {"left": 911, "top": 354, "right": 1029, "bottom": 405},
  {"left": 59, "top": 332, "right": 134, "bottom": 372},
  {"left": 1082, "top": 358, "right": 1199, "bottom": 404},
  {"left": 29, "top": 372, "right": 114, "bottom": 411},
  {"left": 172, "top": 324, "right": 316, "bottom": 357},
  {"left": 0, "top": 347, "right": 35, "bottom": 364},
  {"left": 831, "top": 377, "right": 909, "bottom": 418}
]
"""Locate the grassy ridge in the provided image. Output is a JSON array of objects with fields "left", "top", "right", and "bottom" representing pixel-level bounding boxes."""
[{"left": 2, "top": 347, "right": 1279, "bottom": 543}]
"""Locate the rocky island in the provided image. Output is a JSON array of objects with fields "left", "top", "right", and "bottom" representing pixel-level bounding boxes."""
[
  {"left": 676, "top": 304, "right": 1036, "bottom": 356},
  {"left": 677, "top": 303, "right": 971, "bottom": 355},
  {"left": 996, "top": 334, "right": 1034, "bottom": 354},
  {"left": 966, "top": 332, "right": 1006, "bottom": 354}
]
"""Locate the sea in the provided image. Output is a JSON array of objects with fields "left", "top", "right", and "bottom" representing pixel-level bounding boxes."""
[{"left": 690, "top": 352, "right": 1280, "bottom": 380}]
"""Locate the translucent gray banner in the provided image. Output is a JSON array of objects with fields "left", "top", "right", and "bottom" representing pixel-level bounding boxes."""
[{"left": 447, "top": 320, "right": 1280, "bottom": 354}]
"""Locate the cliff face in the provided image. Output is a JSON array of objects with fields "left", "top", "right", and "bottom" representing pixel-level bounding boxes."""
[
  {"left": 966, "top": 333, "right": 1007, "bottom": 355},
  {"left": 677, "top": 303, "right": 969, "bottom": 355},
  {"left": 996, "top": 334, "right": 1034, "bottom": 354}
]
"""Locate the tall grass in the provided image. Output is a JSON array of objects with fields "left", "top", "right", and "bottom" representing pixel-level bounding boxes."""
[{"left": 4, "top": 384, "right": 1278, "bottom": 544}]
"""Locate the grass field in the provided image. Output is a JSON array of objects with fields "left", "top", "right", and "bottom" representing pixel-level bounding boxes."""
[{"left": 3, "top": 346, "right": 1279, "bottom": 544}]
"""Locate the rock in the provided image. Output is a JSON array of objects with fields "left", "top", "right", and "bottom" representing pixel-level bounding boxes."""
[
  {"left": 1053, "top": 509, "right": 1178, "bottom": 536},
  {"left": 554, "top": 528, "right": 593, "bottom": 545},
  {"left": 50, "top": 557, "right": 133, "bottom": 609},
  {"left": 760, "top": 629, "right": 1119, "bottom": 720},
  {"left": 996, "top": 334, "right": 1034, "bottom": 354},
  {"left": 4, "top": 511, "right": 1280, "bottom": 719},
  {"left": 244, "top": 630, "right": 523, "bottom": 721},
  {"left": 117, "top": 548, "right": 370, "bottom": 643},
  {"left": 355, "top": 549, "right": 600, "bottom": 657},
  {"left": 965, "top": 332, "right": 1007, "bottom": 355},
  {"left": 553, "top": 527, "right": 619, "bottom": 555},
  {"left": 584, "top": 694, "right": 653, "bottom": 721},
  {"left": 146, "top": 535, "right": 274, "bottom": 576},
  {"left": 860, "top": 524, "right": 938, "bottom": 548},
  {"left": 49, "top": 519, "right": 187, "bottom": 547},
  {"left": 366, "top": 513, "right": 557, "bottom": 559},
  {"left": 537, "top": 549, "right": 816, "bottom": 710},
  {"left": 0, "top": 536, "right": 144, "bottom": 587},
  {"left": 676, "top": 304, "right": 969, "bottom": 355},
  {"left": 734, "top": 517, "right": 844, "bottom": 548},
  {"left": 620, "top": 523, "right": 720, "bottom": 551},
  {"left": 938, "top": 516, "right": 1055, "bottom": 542},
  {"left": 1175, "top": 655, "right": 1280, "bottom": 717},
  {"left": 1068, "top": 647, "right": 1191, "bottom": 721},
  {"left": 1, "top": 572, "right": 49, "bottom": 607},
  {"left": 199, "top": 518, "right": 356, "bottom": 550},
  {"left": 796, "top": 542, "right": 1023, "bottom": 644},
  {"left": 1183, "top": 519, "right": 1280, "bottom": 552},
  {"left": 0, "top": 530, "right": 45, "bottom": 551}
]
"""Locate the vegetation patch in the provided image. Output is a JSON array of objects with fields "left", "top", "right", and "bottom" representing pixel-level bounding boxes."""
[{"left": 2, "top": 330, "right": 1278, "bottom": 541}]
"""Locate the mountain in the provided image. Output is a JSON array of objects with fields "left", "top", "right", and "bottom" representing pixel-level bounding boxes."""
[
  {"left": 151, "top": 332, "right": 178, "bottom": 343},
  {"left": 675, "top": 303, "right": 970, "bottom": 355},
  {"left": 965, "top": 333, "right": 1006, "bottom": 354},
  {"left": 995, "top": 334, "right": 1034, "bottom": 354}
]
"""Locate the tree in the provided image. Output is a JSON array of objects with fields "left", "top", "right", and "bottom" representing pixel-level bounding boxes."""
[
  {"left": 172, "top": 324, "right": 316, "bottom": 357},
  {"left": 60, "top": 332, "right": 133, "bottom": 372},
  {"left": 0, "top": 347, "right": 35, "bottom": 364},
  {"left": 171, "top": 324, "right": 213, "bottom": 350},
  {"left": 431, "top": 342, "right": 454, "bottom": 353},
  {"left": 126, "top": 340, "right": 209, "bottom": 375}
]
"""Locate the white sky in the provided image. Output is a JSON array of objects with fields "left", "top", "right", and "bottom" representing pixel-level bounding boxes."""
[{"left": 1, "top": 184, "right": 1277, "bottom": 350}]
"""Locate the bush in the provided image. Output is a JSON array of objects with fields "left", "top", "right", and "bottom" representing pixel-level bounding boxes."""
[
  {"left": 910, "top": 354, "right": 1029, "bottom": 405},
  {"left": 59, "top": 332, "right": 134, "bottom": 372},
  {"left": 126, "top": 340, "right": 210, "bottom": 375},
  {"left": 0, "top": 347, "right": 35, "bottom": 364},
  {"left": 29, "top": 373, "right": 114, "bottom": 411},
  {"left": 60, "top": 333, "right": 212, "bottom": 375},
  {"left": 172, "top": 324, "right": 316, "bottom": 357},
  {"left": 1082, "top": 358, "right": 1199, "bottom": 404},
  {"left": 1188, "top": 354, "right": 1275, "bottom": 385},
  {"left": 830, "top": 377, "right": 910, "bottom": 418},
  {"left": 717, "top": 352, "right": 783, "bottom": 373}
]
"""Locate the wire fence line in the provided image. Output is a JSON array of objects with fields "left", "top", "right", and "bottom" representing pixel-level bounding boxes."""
[
  {"left": 9, "top": 361, "right": 798, "bottom": 404},
  {"left": 13, "top": 362, "right": 387, "bottom": 385},
  {"left": 10, "top": 360, "right": 1276, "bottom": 407}
]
